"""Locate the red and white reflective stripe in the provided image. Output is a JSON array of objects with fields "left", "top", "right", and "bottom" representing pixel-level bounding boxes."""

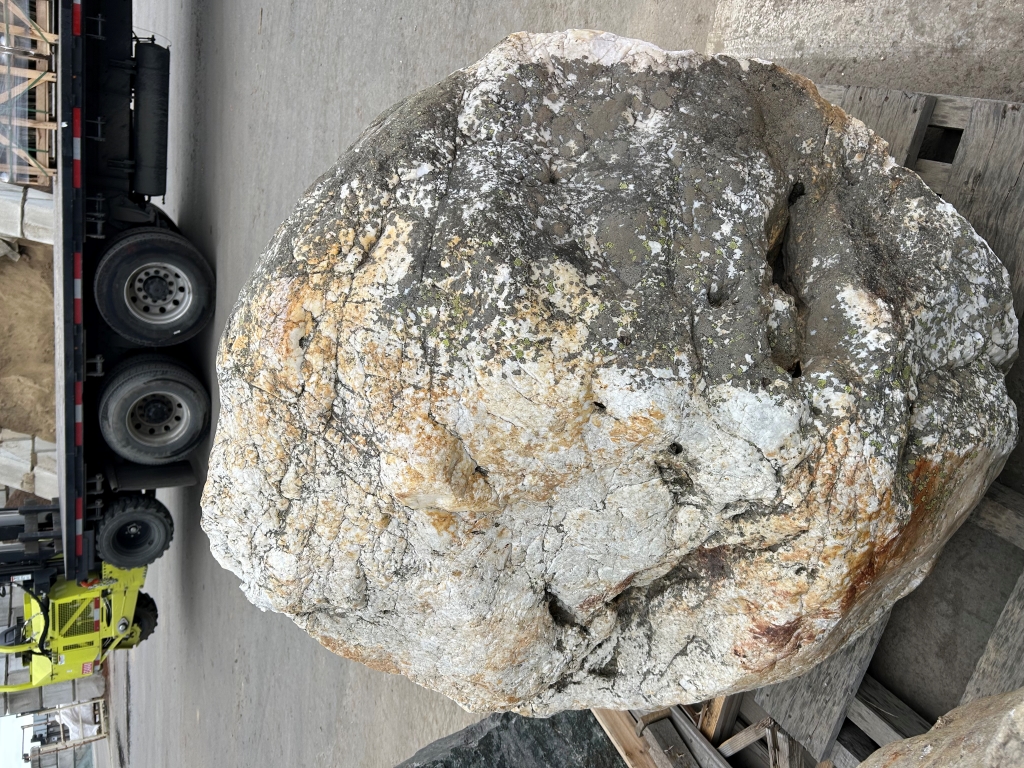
[
  {"left": 72, "top": 0, "right": 82, "bottom": 36},
  {"left": 74, "top": 380, "right": 83, "bottom": 446},
  {"left": 73, "top": 251, "right": 82, "bottom": 323},
  {"left": 75, "top": 497, "right": 83, "bottom": 556},
  {"left": 93, "top": 598, "right": 100, "bottom": 631},
  {"left": 72, "top": 108, "right": 81, "bottom": 188}
]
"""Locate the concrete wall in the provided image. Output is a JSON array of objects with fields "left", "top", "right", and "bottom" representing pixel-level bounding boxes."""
[
  {"left": 0, "top": 432, "right": 59, "bottom": 500},
  {"left": 708, "top": 0, "right": 1024, "bottom": 103}
]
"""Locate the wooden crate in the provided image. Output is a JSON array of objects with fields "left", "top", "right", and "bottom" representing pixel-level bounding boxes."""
[{"left": 0, "top": 0, "right": 58, "bottom": 190}]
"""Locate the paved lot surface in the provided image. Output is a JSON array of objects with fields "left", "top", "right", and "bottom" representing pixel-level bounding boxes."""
[{"left": 108, "top": 2, "right": 1022, "bottom": 767}]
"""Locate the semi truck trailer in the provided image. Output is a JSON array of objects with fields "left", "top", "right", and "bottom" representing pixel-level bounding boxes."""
[{"left": 1, "top": 0, "right": 212, "bottom": 703}]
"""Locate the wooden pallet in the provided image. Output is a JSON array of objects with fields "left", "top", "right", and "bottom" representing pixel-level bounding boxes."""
[
  {"left": 596, "top": 85, "right": 1024, "bottom": 768},
  {"left": 0, "top": 0, "right": 58, "bottom": 190}
]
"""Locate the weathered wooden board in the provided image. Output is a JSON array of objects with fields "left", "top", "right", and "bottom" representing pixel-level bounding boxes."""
[
  {"left": 929, "top": 95, "right": 974, "bottom": 130},
  {"left": 767, "top": 725, "right": 794, "bottom": 768},
  {"left": 943, "top": 99, "right": 1024, "bottom": 312},
  {"left": 832, "top": 719, "right": 878, "bottom": 765},
  {"left": 643, "top": 717, "right": 701, "bottom": 768},
  {"left": 959, "top": 565, "right": 1024, "bottom": 705},
  {"left": 718, "top": 718, "right": 771, "bottom": 757},
  {"left": 823, "top": 85, "right": 935, "bottom": 166},
  {"left": 593, "top": 709, "right": 662, "bottom": 768},
  {"left": 669, "top": 707, "right": 734, "bottom": 768},
  {"left": 700, "top": 694, "right": 744, "bottom": 746},
  {"left": 755, "top": 614, "right": 889, "bottom": 760},
  {"left": 972, "top": 482, "right": 1024, "bottom": 551},
  {"left": 911, "top": 158, "right": 952, "bottom": 196},
  {"left": 847, "top": 673, "right": 931, "bottom": 747}
]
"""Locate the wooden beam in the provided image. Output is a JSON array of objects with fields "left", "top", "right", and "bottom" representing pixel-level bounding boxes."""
[
  {"left": 960, "top": 565, "right": 1024, "bottom": 705},
  {"left": 717, "top": 717, "right": 772, "bottom": 758},
  {"left": 668, "top": 706, "right": 734, "bottom": 768},
  {"left": 767, "top": 724, "right": 792, "bottom": 768},
  {"left": 0, "top": 71, "right": 56, "bottom": 107},
  {"left": 630, "top": 711, "right": 701, "bottom": 768},
  {"left": 755, "top": 614, "right": 889, "bottom": 760},
  {"left": 634, "top": 708, "right": 673, "bottom": 737},
  {"left": 972, "top": 482, "right": 1024, "bottom": 551},
  {"left": 699, "top": 695, "right": 743, "bottom": 745},
  {"left": 830, "top": 86, "right": 936, "bottom": 166},
  {"left": 911, "top": 158, "right": 951, "bottom": 196},
  {"left": 0, "top": 127, "right": 51, "bottom": 174},
  {"left": 592, "top": 709, "right": 663, "bottom": 768},
  {"left": 0, "top": 65, "right": 56, "bottom": 81},
  {"left": 0, "top": 1, "right": 57, "bottom": 44},
  {"left": 847, "top": 673, "right": 930, "bottom": 747},
  {"left": 0, "top": 20, "right": 57, "bottom": 44},
  {"left": 943, "top": 97, "right": 1024, "bottom": 314},
  {"left": 928, "top": 95, "right": 973, "bottom": 130},
  {"left": 0, "top": 116, "right": 57, "bottom": 130}
]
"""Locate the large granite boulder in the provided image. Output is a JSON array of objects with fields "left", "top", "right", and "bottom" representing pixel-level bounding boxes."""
[
  {"left": 860, "top": 686, "right": 1024, "bottom": 767},
  {"left": 201, "top": 31, "right": 1018, "bottom": 714}
]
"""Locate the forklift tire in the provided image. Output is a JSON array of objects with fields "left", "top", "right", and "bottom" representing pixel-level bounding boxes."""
[
  {"left": 94, "top": 227, "right": 214, "bottom": 347},
  {"left": 132, "top": 592, "right": 158, "bottom": 644},
  {"left": 99, "top": 355, "right": 210, "bottom": 465},
  {"left": 96, "top": 494, "right": 174, "bottom": 568}
]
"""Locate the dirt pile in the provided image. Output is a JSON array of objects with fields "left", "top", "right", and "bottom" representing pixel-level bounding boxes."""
[{"left": 0, "top": 245, "right": 56, "bottom": 440}]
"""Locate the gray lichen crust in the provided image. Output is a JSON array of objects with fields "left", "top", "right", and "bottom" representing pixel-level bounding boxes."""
[{"left": 202, "top": 31, "right": 1018, "bottom": 714}]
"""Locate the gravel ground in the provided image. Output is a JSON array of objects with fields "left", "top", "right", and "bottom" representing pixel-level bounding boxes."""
[{"left": 108, "top": 2, "right": 1022, "bottom": 766}]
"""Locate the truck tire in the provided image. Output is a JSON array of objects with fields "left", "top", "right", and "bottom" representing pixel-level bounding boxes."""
[
  {"left": 93, "top": 227, "right": 214, "bottom": 346},
  {"left": 132, "top": 592, "right": 158, "bottom": 643},
  {"left": 99, "top": 355, "right": 210, "bottom": 465},
  {"left": 96, "top": 495, "right": 174, "bottom": 568}
]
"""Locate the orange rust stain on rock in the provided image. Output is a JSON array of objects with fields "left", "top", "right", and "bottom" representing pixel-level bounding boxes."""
[
  {"left": 877, "top": 453, "right": 968, "bottom": 570},
  {"left": 608, "top": 406, "right": 666, "bottom": 445},
  {"left": 424, "top": 509, "right": 458, "bottom": 536},
  {"left": 315, "top": 633, "right": 402, "bottom": 674}
]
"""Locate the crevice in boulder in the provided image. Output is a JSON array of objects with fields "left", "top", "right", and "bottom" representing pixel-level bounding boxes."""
[
  {"left": 546, "top": 590, "right": 580, "bottom": 628},
  {"left": 768, "top": 181, "right": 807, "bottom": 379}
]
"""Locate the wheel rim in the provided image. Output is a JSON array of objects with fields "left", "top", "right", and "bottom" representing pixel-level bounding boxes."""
[
  {"left": 115, "top": 518, "right": 154, "bottom": 553},
  {"left": 126, "top": 389, "right": 192, "bottom": 446},
  {"left": 124, "top": 261, "right": 193, "bottom": 324}
]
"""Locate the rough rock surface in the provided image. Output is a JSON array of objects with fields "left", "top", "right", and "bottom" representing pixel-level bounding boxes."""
[
  {"left": 201, "top": 31, "right": 1018, "bottom": 714},
  {"left": 860, "top": 686, "right": 1024, "bottom": 767},
  {"left": 396, "top": 710, "right": 624, "bottom": 768}
]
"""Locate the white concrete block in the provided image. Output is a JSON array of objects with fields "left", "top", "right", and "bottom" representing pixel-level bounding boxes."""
[
  {"left": 22, "top": 188, "right": 54, "bottom": 245},
  {"left": 0, "top": 182, "right": 25, "bottom": 240},
  {"left": 33, "top": 467, "right": 58, "bottom": 500},
  {"left": 41, "top": 680, "right": 74, "bottom": 707},
  {"left": 34, "top": 442, "right": 57, "bottom": 479},
  {"left": 6, "top": 687, "right": 42, "bottom": 715},
  {"left": 0, "top": 459, "right": 32, "bottom": 489},
  {"left": 74, "top": 673, "right": 105, "bottom": 700},
  {"left": 34, "top": 437, "right": 56, "bottom": 453}
]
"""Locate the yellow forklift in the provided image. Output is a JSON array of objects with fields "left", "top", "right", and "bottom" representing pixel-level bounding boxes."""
[{"left": 0, "top": 496, "right": 172, "bottom": 694}]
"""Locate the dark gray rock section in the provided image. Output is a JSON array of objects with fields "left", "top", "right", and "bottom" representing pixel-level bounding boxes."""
[{"left": 396, "top": 710, "right": 626, "bottom": 768}]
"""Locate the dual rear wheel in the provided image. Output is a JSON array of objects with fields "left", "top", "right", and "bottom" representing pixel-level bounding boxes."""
[{"left": 94, "top": 227, "right": 214, "bottom": 467}]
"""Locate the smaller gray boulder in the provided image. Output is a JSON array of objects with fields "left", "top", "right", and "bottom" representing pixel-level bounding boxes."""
[
  {"left": 860, "top": 686, "right": 1024, "bottom": 768},
  {"left": 397, "top": 710, "right": 625, "bottom": 768}
]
